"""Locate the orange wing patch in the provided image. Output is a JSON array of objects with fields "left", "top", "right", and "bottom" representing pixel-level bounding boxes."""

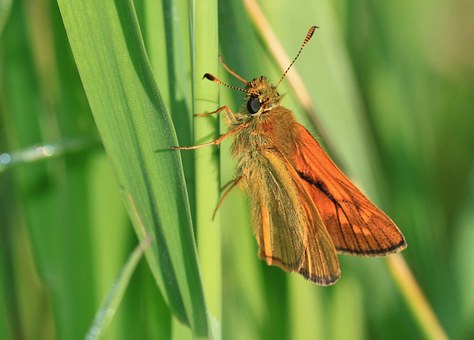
[{"left": 291, "top": 124, "right": 407, "bottom": 256}]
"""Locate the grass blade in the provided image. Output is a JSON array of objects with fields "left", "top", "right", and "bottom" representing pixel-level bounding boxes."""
[
  {"left": 86, "top": 236, "right": 151, "bottom": 340},
  {"left": 57, "top": 1, "right": 208, "bottom": 336}
]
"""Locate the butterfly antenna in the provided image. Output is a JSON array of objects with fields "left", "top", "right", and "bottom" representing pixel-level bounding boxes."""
[
  {"left": 275, "top": 26, "right": 318, "bottom": 88},
  {"left": 203, "top": 73, "right": 251, "bottom": 94}
]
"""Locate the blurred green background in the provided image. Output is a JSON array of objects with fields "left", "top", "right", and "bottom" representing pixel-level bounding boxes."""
[{"left": 1, "top": 0, "right": 473, "bottom": 339}]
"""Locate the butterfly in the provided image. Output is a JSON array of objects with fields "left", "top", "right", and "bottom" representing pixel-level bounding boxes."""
[{"left": 173, "top": 26, "right": 406, "bottom": 285}]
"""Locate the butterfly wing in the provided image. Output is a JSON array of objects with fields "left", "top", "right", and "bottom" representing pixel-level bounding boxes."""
[
  {"left": 291, "top": 124, "right": 407, "bottom": 255},
  {"left": 242, "top": 148, "right": 340, "bottom": 285}
]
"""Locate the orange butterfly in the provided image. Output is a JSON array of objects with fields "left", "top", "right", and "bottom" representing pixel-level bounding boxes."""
[{"left": 173, "top": 26, "right": 406, "bottom": 285}]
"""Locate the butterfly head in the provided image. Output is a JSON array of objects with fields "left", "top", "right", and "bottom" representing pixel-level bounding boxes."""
[{"left": 244, "top": 76, "right": 282, "bottom": 116}]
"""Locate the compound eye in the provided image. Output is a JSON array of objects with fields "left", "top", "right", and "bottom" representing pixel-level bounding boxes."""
[{"left": 247, "top": 96, "right": 261, "bottom": 114}]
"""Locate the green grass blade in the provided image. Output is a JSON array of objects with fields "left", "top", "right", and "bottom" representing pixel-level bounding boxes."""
[
  {"left": 86, "top": 237, "right": 150, "bottom": 340},
  {"left": 191, "top": 0, "right": 222, "bottom": 330},
  {"left": 57, "top": 1, "right": 208, "bottom": 336}
]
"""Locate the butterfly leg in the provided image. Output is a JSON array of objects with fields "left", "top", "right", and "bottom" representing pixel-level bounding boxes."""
[
  {"left": 171, "top": 122, "right": 247, "bottom": 150},
  {"left": 211, "top": 176, "right": 242, "bottom": 220},
  {"left": 194, "top": 105, "right": 238, "bottom": 125}
]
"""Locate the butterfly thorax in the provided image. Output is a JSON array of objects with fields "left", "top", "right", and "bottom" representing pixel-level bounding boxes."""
[{"left": 231, "top": 106, "right": 300, "bottom": 179}]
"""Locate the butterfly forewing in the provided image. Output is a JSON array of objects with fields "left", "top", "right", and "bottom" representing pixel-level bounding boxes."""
[{"left": 291, "top": 124, "right": 407, "bottom": 255}]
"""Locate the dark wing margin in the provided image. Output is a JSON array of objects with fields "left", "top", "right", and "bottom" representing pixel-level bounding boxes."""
[{"left": 291, "top": 124, "right": 407, "bottom": 256}]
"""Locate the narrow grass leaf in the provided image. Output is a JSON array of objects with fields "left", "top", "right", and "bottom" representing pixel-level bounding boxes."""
[{"left": 86, "top": 237, "right": 151, "bottom": 340}]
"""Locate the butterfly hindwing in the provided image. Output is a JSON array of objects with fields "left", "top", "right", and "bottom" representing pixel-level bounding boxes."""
[{"left": 242, "top": 148, "right": 341, "bottom": 285}]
